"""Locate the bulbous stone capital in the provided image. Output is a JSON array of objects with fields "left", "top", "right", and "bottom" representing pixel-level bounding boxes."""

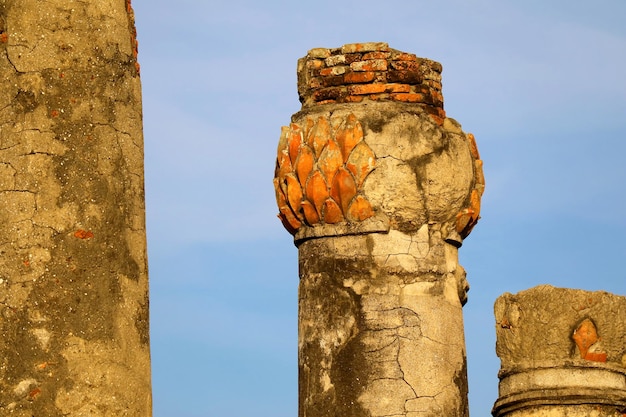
[{"left": 273, "top": 43, "right": 484, "bottom": 245}]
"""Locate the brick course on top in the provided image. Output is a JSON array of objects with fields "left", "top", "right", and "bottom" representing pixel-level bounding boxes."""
[{"left": 297, "top": 42, "right": 446, "bottom": 122}]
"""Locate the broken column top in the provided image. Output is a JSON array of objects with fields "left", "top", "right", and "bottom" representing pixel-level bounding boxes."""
[
  {"left": 297, "top": 42, "right": 445, "bottom": 122},
  {"left": 495, "top": 285, "right": 626, "bottom": 369},
  {"left": 493, "top": 285, "right": 626, "bottom": 416}
]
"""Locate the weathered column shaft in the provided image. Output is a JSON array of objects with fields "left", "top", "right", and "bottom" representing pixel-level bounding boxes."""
[
  {"left": 274, "top": 43, "right": 484, "bottom": 417},
  {"left": 0, "top": 0, "right": 151, "bottom": 415},
  {"left": 493, "top": 285, "right": 626, "bottom": 417}
]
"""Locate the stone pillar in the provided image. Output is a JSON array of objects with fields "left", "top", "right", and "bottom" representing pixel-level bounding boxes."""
[
  {"left": 0, "top": 1, "right": 151, "bottom": 415},
  {"left": 493, "top": 285, "right": 626, "bottom": 417},
  {"left": 273, "top": 43, "right": 484, "bottom": 417}
]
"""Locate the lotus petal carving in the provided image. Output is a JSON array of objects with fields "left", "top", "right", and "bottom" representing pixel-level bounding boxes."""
[
  {"left": 453, "top": 132, "right": 485, "bottom": 240},
  {"left": 330, "top": 168, "right": 357, "bottom": 215},
  {"left": 348, "top": 195, "right": 374, "bottom": 221},
  {"left": 334, "top": 113, "right": 363, "bottom": 162},
  {"left": 296, "top": 145, "right": 314, "bottom": 188},
  {"left": 346, "top": 142, "right": 376, "bottom": 188},
  {"left": 323, "top": 198, "right": 344, "bottom": 224},
  {"left": 305, "top": 170, "right": 328, "bottom": 217},
  {"left": 274, "top": 113, "right": 377, "bottom": 235}
]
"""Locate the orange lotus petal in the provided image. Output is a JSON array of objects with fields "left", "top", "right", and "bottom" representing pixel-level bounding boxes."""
[
  {"left": 285, "top": 174, "right": 303, "bottom": 216},
  {"left": 276, "top": 150, "right": 293, "bottom": 180},
  {"left": 318, "top": 139, "right": 343, "bottom": 184},
  {"left": 305, "top": 170, "right": 328, "bottom": 216},
  {"left": 301, "top": 200, "right": 320, "bottom": 225},
  {"left": 277, "top": 126, "right": 290, "bottom": 156},
  {"left": 346, "top": 141, "right": 376, "bottom": 188},
  {"left": 474, "top": 159, "right": 485, "bottom": 196},
  {"left": 334, "top": 114, "right": 363, "bottom": 162},
  {"left": 469, "top": 189, "right": 481, "bottom": 221},
  {"left": 273, "top": 177, "right": 286, "bottom": 206},
  {"left": 277, "top": 177, "right": 302, "bottom": 234},
  {"left": 278, "top": 208, "right": 301, "bottom": 235},
  {"left": 455, "top": 208, "right": 475, "bottom": 237},
  {"left": 467, "top": 133, "right": 480, "bottom": 160},
  {"left": 74, "top": 229, "right": 94, "bottom": 239},
  {"left": 455, "top": 190, "right": 482, "bottom": 238},
  {"left": 296, "top": 145, "right": 314, "bottom": 188},
  {"left": 323, "top": 198, "right": 344, "bottom": 224},
  {"left": 573, "top": 318, "right": 598, "bottom": 359},
  {"left": 288, "top": 123, "right": 303, "bottom": 165},
  {"left": 303, "top": 117, "right": 315, "bottom": 138},
  {"left": 347, "top": 195, "right": 375, "bottom": 221},
  {"left": 307, "top": 116, "right": 331, "bottom": 158},
  {"left": 330, "top": 168, "right": 357, "bottom": 215},
  {"left": 584, "top": 351, "right": 607, "bottom": 362}
]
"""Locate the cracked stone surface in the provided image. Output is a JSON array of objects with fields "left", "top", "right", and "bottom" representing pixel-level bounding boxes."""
[
  {"left": 282, "top": 45, "right": 482, "bottom": 415},
  {"left": 298, "top": 229, "right": 469, "bottom": 417},
  {"left": 0, "top": 0, "right": 151, "bottom": 415}
]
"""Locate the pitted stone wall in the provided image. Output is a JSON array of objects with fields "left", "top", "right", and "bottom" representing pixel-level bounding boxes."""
[{"left": 0, "top": 1, "right": 151, "bottom": 415}]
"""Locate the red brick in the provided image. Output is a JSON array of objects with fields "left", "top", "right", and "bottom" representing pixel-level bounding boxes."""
[
  {"left": 390, "top": 60, "right": 421, "bottom": 71},
  {"left": 325, "top": 55, "right": 346, "bottom": 66},
  {"left": 391, "top": 52, "right": 417, "bottom": 61},
  {"left": 348, "top": 84, "right": 387, "bottom": 95},
  {"left": 424, "top": 80, "right": 442, "bottom": 90},
  {"left": 319, "top": 65, "right": 347, "bottom": 76},
  {"left": 313, "top": 86, "right": 347, "bottom": 102},
  {"left": 341, "top": 42, "right": 389, "bottom": 54},
  {"left": 431, "top": 90, "right": 444, "bottom": 106},
  {"left": 306, "top": 59, "right": 324, "bottom": 69},
  {"left": 344, "top": 71, "right": 376, "bottom": 84},
  {"left": 428, "top": 60, "right": 443, "bottom": 73},
  {"left": 308, "top": 48, "right": 331, "bottom": 58},
  {"left": 429, "top": 114, "right": 445, "bottom": 126},
  {"left": 347, "top": 83, "right": 411, "bottom": 95},
  {"left": 385, "top": 84, "right": 411, "bottom": 93},
  {"left": 422, "top": 70, "right": 442, "bottom": 82},
  {"left": 421, "top": 106, "right": 446, "bottom": 118},
  {"left": 321, "top": 75, "right": 346, "bottom": 87},
  {"left": 344, "top": 53, "right": 363, "bottom": 64},
  {"left": 363, "top": 51, "right": 390, "bottom": 60},
  {"left": 391, "top": 93, "right": 425, "bottom": 103},
  {"left": 387, "top": 70, "right": 422, "bottom": 84},
  {"left": 351, "top": 59, "right": 387, "bottom": 72},
  {"left": 343, "top": 95, "right": 364, "bottom": 103},
  {"left": 411, "top": 84, "right": 431, "bottom": 94},
  {"left": 368, "top": 93, "right": 390, "bottom": 101},
  {"left": 309, "top": 78, "right": 322, "bottom": 89}
]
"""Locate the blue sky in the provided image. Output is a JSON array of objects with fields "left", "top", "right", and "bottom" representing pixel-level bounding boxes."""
[{"left": 132, "top": 1, "right": 626, "bottom": 416}]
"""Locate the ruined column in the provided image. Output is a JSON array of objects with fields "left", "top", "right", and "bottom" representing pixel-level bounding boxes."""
[
  {"left": 273, "top": 43, "right": 484, "bottom": 417},
  {"left": 0, "top": 0, "right": 151, "bottom": 415},
  {"left": 493, "top": 285, "right": 626, "bottom": 417}
]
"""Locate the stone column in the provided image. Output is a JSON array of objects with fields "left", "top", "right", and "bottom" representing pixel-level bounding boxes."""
[
  {"left": 273, "top": 43, "right": 484, "bottom": 417},
  {"left": 493, "top": 285, "right": 626, "bottom": 417},
  {"left": 0, "top": 1, "right": 151, "bottom": 415}
]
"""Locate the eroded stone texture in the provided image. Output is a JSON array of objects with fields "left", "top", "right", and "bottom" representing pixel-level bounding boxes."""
[
  {"left": 0, "top": 0, "right": 151, "bottom": 415},
  {"left": 493, "top": 285, "right": 626, "bottom": 417},
  {"left": 275, "top": 44, "right": 484, "bottom": 417}
]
